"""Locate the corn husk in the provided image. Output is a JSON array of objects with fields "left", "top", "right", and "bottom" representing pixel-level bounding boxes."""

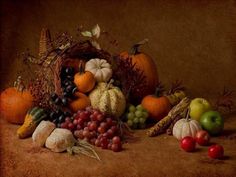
[{"left": 147, "top": 97, "right": 190, "bottom": 137}]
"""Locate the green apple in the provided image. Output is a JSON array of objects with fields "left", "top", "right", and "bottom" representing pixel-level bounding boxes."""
[
  {"left": 189, "top": 98, "right": 211, "bottom": 121},
  {"left": 200, "top": 111, "right": 224, "bottom": 135}
]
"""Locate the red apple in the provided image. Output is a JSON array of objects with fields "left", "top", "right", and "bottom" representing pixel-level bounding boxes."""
[
  {"left": 208, "top": 144, "right": 224, "bottom": 159},
  {"left": 180, "top": 136, "right": 196, "bottom": 152},
  {"left": 195, "top": 130, "right": 210, "bottom": 146}
]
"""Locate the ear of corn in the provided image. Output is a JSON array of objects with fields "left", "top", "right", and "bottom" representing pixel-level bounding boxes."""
[{"left": 147, "top": 97, "right": 190, "bottom": 137}]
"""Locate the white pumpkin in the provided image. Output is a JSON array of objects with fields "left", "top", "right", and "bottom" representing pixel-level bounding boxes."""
[
  {"left": 89, "top": 81, "right": 126, "bottom": 117},
  {"left": 85, "top": 58, "right": 112, "bottom": 82},
  {"left": 173, "top": 118, "right": 202, "bottom": 140}
]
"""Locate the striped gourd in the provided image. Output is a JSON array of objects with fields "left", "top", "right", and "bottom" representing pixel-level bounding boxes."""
[
  {"left": 17, "top": 107, "right": 47, "bottom": 139},
  {"left": 89, "top": 82, "right": 126, "bottom": 117}
]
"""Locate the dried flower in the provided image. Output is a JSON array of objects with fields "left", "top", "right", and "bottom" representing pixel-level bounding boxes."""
[
  {"left": 215, "top": 87, "right": 234, "bottom": 113},
  {"left": 112, "top": 56, "right": 147, "bottom": 103}
]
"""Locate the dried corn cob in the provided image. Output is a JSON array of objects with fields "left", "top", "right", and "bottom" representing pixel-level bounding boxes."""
[
  {"left": 166, "top": 114, "right": 182, "bottom": 135},
  {"left": 147, "top": 97, "right": 190, "bottom": 137}
]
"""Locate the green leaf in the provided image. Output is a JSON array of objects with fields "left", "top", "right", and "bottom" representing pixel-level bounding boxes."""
[
  {"left": 81, "top": 31, "right": 92, "bottom": 37},
  {"left": 92, "top": 24, "right": 100, "bottom": 38},
  {"left": 91, "top": 40, "right": 101, "bottom": 50}
]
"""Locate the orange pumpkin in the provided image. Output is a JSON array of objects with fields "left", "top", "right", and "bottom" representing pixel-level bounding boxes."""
[
  {"left": 69, "top": 92, "right": 91, "bottom": 112},
  {"left": 74, "top": 63, "right": 96, "bottom": 93},
  {"left": 120, "top": 39, "right": 158, "bottom": 100},
  {"left": 0, "top": 83, "right": 34, "bottom": 124},
  {"left": 141, "top": 88, "right": 171, "bottom": 121}
]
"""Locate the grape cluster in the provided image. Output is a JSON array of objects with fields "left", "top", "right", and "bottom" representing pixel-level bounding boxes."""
[
  {"left": 60, "top": 107, "right": 122, "bottom": 152},
  {"left": 126, "top": 104, "right": 148, "bottom": 129},
  {"left": 60, "top": 67, "right": 77, "bottom": 99},
  {"left": 50, "top": 67, "right": 77, "bottom": 107},
  {"left": 49, "top": 109, "right": 71, "bottom": 127}
]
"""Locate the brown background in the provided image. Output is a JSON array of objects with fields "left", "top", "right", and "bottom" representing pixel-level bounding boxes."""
[
  {"left": 1, "top": 1, "right": 236, "bottom": 177},
  {"left": 1, "top": 0, "right": 236, "bottom": 98}
]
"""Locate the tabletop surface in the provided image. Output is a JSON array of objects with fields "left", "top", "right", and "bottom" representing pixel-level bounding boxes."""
[{"left": 0, "top": 114, "right": 236, "bottom": 177}]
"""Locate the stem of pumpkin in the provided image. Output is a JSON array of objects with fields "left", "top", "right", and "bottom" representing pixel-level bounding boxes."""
[
  {"left": 185, "top": 108, "right": 190, "bottom": 121},
  {"left": 130, "top": 38, "right": 149, "bottom": 55},
  {"left": 78, "top": 61, "right": 84, "bottom": 74},
  {"left": 155, "top": 87, "right": 161, "bottom": 97},
  {"left": 106, "top": 79, "right": 114, "bottom": 89}
]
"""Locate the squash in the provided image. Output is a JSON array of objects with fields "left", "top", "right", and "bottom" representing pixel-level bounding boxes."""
[
  {"left": 89, "top": 81, "right": 126, "bottom": 117},
  {"left": 141, "top": 88, "right": 186, "bottom": 121},
  {"left": 17, "top": 107, "right": 47, "bottom": 139},
  {"left": 141, "top": 91, "right": 171, "bottom": 121},
  {"left": 85, "top": 58, "right": 112, "bottom": 82},
  {"left": 69, "top": 92, "right": 91, "bottom": 112},
  {"left": 74, "top": 63, "right": 96, "bottom": 93},
  {"left": 0, "top": 76, "right": 34, "bottom": 124},
  {"left": 173, "top": 110, "right": 202, "bottom": 140},
  {"left": 120, "top": 39, "right": 158, "bottom": 101}
]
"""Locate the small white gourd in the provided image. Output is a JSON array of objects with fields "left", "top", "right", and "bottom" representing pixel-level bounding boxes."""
[
  {"left": 173, "top": 110, "right": 202, "bottom": 140},
  {"left": 85, "top": 58, "right": 112, "bottom": 82}
]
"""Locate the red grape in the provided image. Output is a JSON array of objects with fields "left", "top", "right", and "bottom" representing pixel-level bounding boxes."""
[
  {"left": 83, "top": 130, "right": 90, "bottom": 138},
  {"left": 100, "top": 137, "right": 108, "bottom": 144},
  {"left": 87, "top": 121, "right": 91, "bottom": 127},
  {"left": 60, "top": 122, "right": 67, "bottom": 129},
  {"left": 97, "top": 114, "right": 104, "bottom": 122},
  {"left": 100, "top": 137, "right": 109, "bottom": 149},
  {"left": 74, "top": 114, "right": 80, "bottom": 120},
  {"left": 65, "top": 117, "right": 71, "bottom": 123},
  {"left": 83, "top": 122, "right": 88, "bottom": 127},
  {"left": 84, "top": 110, "right": 90, "bottom": 116},
  {"left": 84, "top": 127, "right": 89, "bottom": 131},
  {"left": 74, "top": 130, "right": 80, "bottom": 138},
  {"left": 90, "top": 131, "right": 97, "bottom": 138},
  {"left": 102, "top": 132, "right": 109, "bottom": 138},
  {"left": 107, "top": 129, "right": 114, "bottom": 138},
  {"left": 100, "top": 122, "right": 108, "bottom": 129},
  {"left": 98, "top": 126, "right": 106, "bottom": 134},
  {"left": 93, "top": 110, "right": 100, "bottom": 117},
  {"left": 85, "top": 106, "right": 93, "bottom": 112},
  {"left": 77, "top": 130, "right": 84, "bottom": 139},
  {"left": 90, "top": 114, "right": 96, "bottom": 121},
  {"left": 77, "top": 118, "right": 84, "bottom": 126},
  {"left": 111, "top": 126, "right": 118, "bottom": 133},
  {"left": 76, "top": 124, "right": 83, "bottom": 130},
  {"left": 97, "top": 134, "right": 103, "bottom": 140},
  {"left": 106, "top": 118, "right": 113, "bottom": 127},
  {"left": 80, "top": 112, "right": 89, "bottom": 121},
  {"left": 68, "top": 123, "right": 75, "bottom": 131},
  {"left": 111, "top": 143, "right": 122, "bottom": 152},
  {"left": 88, "top": 121, "right": 98, "bottom": 131},
  {"left": 112, "top": 136, "right": 121, "bottom": 144},
  {"left": 73, "top": 119, "right": 78, "bottom": 125}
]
